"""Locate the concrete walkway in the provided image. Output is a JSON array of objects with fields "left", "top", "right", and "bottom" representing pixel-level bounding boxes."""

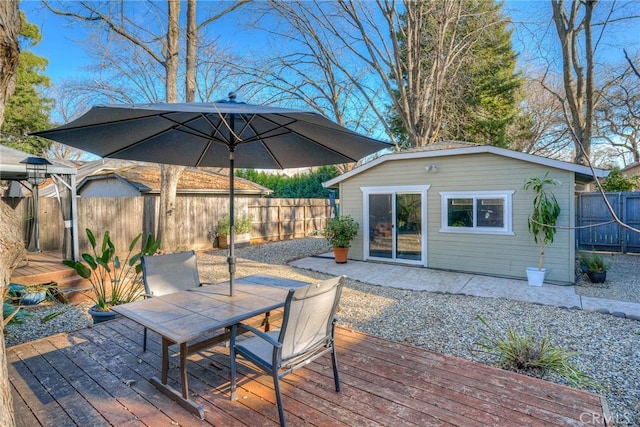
[{"left": 290, "top": 254, "right": 640, "bottom": 320}]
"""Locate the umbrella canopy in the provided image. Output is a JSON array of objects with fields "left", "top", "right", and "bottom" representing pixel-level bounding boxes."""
[{"left": 33, "top": 97, "right": 391, "bottom": 294}]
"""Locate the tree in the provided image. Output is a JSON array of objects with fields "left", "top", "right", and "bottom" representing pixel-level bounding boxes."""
[
  {"left": 388, "top": 1, "right": 523, "bottom": 148},
  {"left": 550, "top": 0, "right": 596, "bottom": 165},
  {"left": 0, "top": 2, "right": 22, "bottom": 426},
  {"left": 43, "top": 0, "right": 247, "bottom": 250},
  {"left": 444, "top": 1, "right": 524, "bottom": 147},
  {"left": 238, "top": 0, "right": 395, "bottom": 171},
  {"left": 594, "top": 62, "right": 640, "bottom": 165},
  {"left": 322, "top": 0, "right": 516, "bottom": 148},
  {"left": 1, "top": 11, "right": 53, "bottom": 155}
]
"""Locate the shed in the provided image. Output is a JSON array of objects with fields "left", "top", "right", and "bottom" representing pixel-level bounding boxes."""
[
  {"left": 62, "top": 159, "right": 272, "bottom": 198},
  {"left": 323, "top": 142, "right": 609, "bottom": 284}
]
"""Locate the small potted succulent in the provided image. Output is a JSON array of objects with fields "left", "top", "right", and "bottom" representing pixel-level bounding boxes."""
[
  {"left": 325, "top": 215, "right": 359, "bottom": 263},
  {"left": 580, "top": 252, "right": 609, "bottom": 284}
]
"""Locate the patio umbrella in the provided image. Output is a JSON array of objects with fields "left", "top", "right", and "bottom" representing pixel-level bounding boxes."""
[{"left": 33, "top": 95, "right": 391, "bottom": 295}]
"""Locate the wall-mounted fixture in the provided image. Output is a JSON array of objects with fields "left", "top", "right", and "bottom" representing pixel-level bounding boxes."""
[
  {"left": 21, "top": 156, "right": 52, "bottom": 252},
  {"left": 425, "top": 164, "right": 438, "bottom": 173}
]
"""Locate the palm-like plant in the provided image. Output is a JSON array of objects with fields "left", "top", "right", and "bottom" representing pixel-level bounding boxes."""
[
  {"left": 524, "top": 173, "right": 561, "bottom": 270},
  {"left": 63, "top": 229, "right": 160, "bottom": 311}
]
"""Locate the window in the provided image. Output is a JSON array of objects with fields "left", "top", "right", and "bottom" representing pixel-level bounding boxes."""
[{"left": 440, "top": 191, "right": 514, "bottom": 234}]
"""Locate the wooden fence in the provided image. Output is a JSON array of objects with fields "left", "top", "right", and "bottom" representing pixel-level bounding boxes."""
[
  {"left": 3, "top": 196, "right": 331, "bottom": 256},
  {"left": 576, "top": 192, "right": 640, "bottom": 253}
]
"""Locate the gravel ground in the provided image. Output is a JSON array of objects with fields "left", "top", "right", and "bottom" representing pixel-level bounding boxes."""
[
  {"left": 4, "top": 237, "right": 640, "bottom": 425},
  {"left": 575, "top": 251, "right": 640, "bottom": 303}
]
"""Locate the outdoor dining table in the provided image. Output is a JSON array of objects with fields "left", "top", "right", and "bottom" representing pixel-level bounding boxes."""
[{"left": 112, "top": 274, "right": 308, "bottom": 419}]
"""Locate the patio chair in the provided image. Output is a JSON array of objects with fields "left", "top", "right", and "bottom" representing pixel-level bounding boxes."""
[
  {"left": 140, "top": 250, "right": 203, "bottom": 351},
  {"left": 229, "top": 275, "right": 345, "bottom": 427}
]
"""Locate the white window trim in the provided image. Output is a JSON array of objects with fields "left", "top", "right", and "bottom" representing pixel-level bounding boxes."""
[{"left": 439, "top": 190, "right": 515, "bottom": 235}]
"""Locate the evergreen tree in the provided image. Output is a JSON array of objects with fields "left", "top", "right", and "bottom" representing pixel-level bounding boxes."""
[
  {"left": 1, "top": 11, "right": 53, "bottom": 155},
  {"left": 389, "top": 1, "right": 525, "bottom": 148}
]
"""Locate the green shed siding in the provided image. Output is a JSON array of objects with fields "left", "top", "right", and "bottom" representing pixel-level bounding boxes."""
[{"left": 338, "top": 152, "right": 577, "bottom": 284}]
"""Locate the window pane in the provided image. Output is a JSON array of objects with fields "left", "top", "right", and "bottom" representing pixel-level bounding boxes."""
[
  {"left": 476, "top": 198, "right": 504, "bottom": 228},
  {"left": 448, "top": 198, "right": 473, "bottom": 227}
]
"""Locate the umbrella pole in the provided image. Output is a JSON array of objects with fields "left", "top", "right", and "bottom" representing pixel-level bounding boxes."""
[{"left": 228, "top": 133, "right": 236, "bottom": 296}]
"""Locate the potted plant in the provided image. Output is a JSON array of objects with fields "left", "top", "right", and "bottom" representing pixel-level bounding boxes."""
[
  {"left": 325, "top": 215, "right": 359, "bottom": 263},
  {"left": 217, "top": 214, "right": 252, "bottom": 249},
  {"left": 524, "top": 173, "right": 561, "bottom": 286},
  {"left": 579, "top": 252, "right": 609, "bottom": 283},
  {"left": 63, "top": 229, "right": 160, "bottom": 323}
]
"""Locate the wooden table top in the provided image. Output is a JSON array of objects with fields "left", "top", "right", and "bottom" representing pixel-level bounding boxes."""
[{"left": 112, "top": 275, "right": 307, "bottom": 344}]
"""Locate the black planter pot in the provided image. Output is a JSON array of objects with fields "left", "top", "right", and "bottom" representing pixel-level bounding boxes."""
[
  {"left": 88, "top": 305, "right": 118, "bottom": 324},
  {"left": 587, "top": 270, "right": 607, "bottom": 284}
]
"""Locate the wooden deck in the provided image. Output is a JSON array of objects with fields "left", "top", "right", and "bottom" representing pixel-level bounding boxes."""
[
  {"left": 10, "top": 251, "right": 92, "bottom": 303},
  {"left": 11, "top": 251, "right": 67, "bottom": 283},
  {"left": 7, "top": 317, "right": 610, "bottom": 426}
]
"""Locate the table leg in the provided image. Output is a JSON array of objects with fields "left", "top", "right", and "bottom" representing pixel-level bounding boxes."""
[
  {"left": 264, "top": 310, "right": 271, "bottom": 331},
  {"left": 150, "top": 340, "right": 205, "bottom": 420},
  {"left": 161, "top": 337, "right": 169, "bottom": 384},
  {"left": 180, "top": 342, "right": 189, "bottom": 399}
]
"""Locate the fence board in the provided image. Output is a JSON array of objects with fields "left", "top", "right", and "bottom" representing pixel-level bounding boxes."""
[
  {"left": 3, "top": 196, "right": 330, "bottom": 255},
  {"left": 576, "top": 192, "right": 640, "bottom": 253}
]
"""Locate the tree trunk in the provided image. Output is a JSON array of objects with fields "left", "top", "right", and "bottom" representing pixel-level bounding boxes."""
[
  {"left": 0, "top": 3, "right": 21, "bottom": 425},
  {"left": 186, "top": 0, "right": 196, "bottom": 103},
  {"left": 158, "top": 164, "right": 183, "bottom": 251},
  {"left": 0, "top": 202, "right": 27, "bottom": 427},
  {"left": 551, "top": 0, "right": 595, "bottom": 165},
  {"left": 0, "top": 0, "right": 20, "bottom": 127},
  {"left": 158, "top": 0, "right": 185, "bottom": 251}
]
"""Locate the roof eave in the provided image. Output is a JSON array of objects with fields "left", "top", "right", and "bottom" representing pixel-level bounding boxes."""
[{"left": 323, "top": 145, "right": 609, "bottom": 187}]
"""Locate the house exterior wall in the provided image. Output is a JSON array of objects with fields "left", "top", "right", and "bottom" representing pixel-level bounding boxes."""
[
  {"left": 79, "top": 178, "right": 141, "bottom": 197},
  {"left": 339, "top": 152, "right": 576, "bottom": 284}
]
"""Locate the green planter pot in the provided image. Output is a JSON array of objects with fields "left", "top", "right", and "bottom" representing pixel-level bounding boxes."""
[
  {"left": 88, "top": 305, "right": 118, "bottom": 324},
  {"left": 587, "top": 271, "right": 606, "bottom": 284}
]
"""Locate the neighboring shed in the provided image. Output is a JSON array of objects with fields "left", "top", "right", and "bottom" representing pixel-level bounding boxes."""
[
  {"left": 64, "top": 159, "right": 272, "bottom": 198},
  {"left": 324, "top": 142, "right": 609, "bottom": 284},
  {"left": 622, "top": 162, "right": 640, "bottom": 177}
]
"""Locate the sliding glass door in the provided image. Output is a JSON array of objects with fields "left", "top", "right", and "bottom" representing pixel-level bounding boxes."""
[{"left": 364, "top": 186, "right": 428, "bottom": 265}]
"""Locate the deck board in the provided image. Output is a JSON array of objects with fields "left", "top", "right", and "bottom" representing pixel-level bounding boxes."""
[{"left": 7, "top": 317, "right": 609, "bottom": 426}]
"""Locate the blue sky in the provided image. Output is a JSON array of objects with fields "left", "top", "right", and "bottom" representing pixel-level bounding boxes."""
[{"left": 22, "top": 1, "right": 640, "bottom": 95}]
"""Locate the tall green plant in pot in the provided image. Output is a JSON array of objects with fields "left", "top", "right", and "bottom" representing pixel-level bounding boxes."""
[
  {"left": 325, "top": 215, "right": 359, "bottom": 263},
  {"left": 63, "top": 229, "right": 160, "bottom": 323},
  {"left": 524, "top": 173, "right": 561, "bottom": 286}
]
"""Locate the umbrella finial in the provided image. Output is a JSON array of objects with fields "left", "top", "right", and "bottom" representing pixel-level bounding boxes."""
[{"left": 228, "top": 92, "right": 237, "bottom": 102}]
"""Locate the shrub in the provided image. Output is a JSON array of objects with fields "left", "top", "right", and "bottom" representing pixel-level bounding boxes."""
[
  {"left": 579, "top": 252, "right": 609, "bottom": 273},
  {"left": 474, "top": 315, "right": 599, "bottom": 389},
  {"left": 216, "top": 214, "right": 252, "bottom": 235},
  {"left": 325, "top": 215, "right": 359, "bottom": 248}
]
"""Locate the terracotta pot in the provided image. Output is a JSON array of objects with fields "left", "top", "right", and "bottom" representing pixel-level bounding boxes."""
[{"left": 333, "top": 247, "right": 349, "bottom": 264}]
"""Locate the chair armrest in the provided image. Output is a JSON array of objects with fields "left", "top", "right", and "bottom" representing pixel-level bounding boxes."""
[{"left": 236, "top": 323, "right": 282, "bottom": 348}]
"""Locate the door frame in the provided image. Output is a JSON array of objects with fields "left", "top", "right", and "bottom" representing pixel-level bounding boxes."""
[{"left": 361, "top": 185, "right": 430, "bottom": 266}]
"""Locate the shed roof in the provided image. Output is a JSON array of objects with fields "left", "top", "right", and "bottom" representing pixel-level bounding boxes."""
[
  {"left": 77, "top": 162, "right": 272, "bottom": 195},
  {"left": 324, "top": 142, "right": 609, "bottom": 187}
]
